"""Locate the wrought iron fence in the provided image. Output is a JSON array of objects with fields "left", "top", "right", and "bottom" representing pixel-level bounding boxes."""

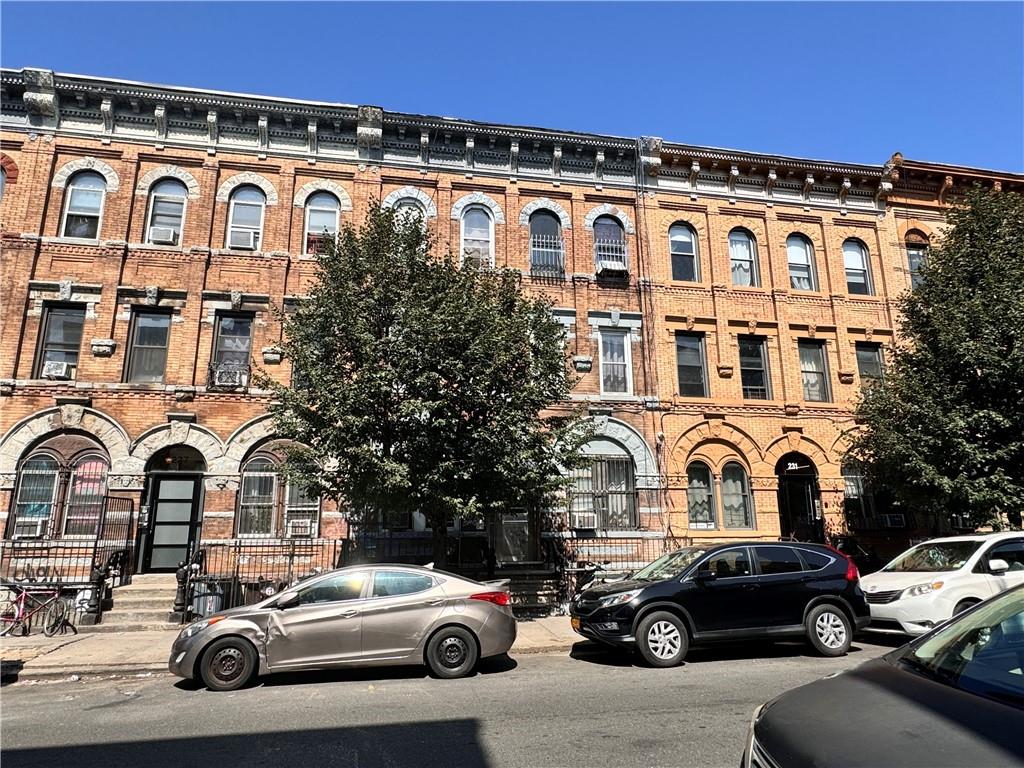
[
  {"left": 529, "top": 235, "right": 565, "bottom": 277},
  {"left": 541, "top": 532, "right": 673, "bottom": 598},
  {"left": 207, "top": 361, "right": 251, "bottom": 391}
]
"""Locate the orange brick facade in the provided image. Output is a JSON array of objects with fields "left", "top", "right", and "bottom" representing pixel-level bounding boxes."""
[{"left": 1, "top": 69, "right": 1020, "bottom": 577}]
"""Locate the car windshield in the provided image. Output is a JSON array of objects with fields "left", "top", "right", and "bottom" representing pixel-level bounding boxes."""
[
  {"left": 882, "top": 541, "right": 982, "bottom": 573},
  {"left": 901, "top": 588, "right": 1024, "bottom": 709},
  {"left": 632, "top": 548, "right": 708, "bottom": 581}
]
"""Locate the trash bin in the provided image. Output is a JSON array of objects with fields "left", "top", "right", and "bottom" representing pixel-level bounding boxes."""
[{"left": 191, "top": 580, "right": 224, "bottom": 618}]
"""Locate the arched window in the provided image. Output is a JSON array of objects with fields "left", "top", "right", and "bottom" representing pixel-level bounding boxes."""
[
  {"left": 11, "top": 455, "right": 59, "bottom": 538},
  {"left": 304, "top": 191, "right": 340, "bottom": 254},
  {"left": 786, "top": 234, "right": 816, "bottom": 291},
  {"left": 394, "top": 198, "right": 426, "bottom": 223},
  {"left": 570, "top": 439, "right": 637, "bottom": 529},
  {"left": 529, "top": 210, "right": 564, "bottom": 276},
  {"left": 238, "top": 457, "right": 276, "bottom": 536},
  {"left": 729, "top": 229, "right": 759, "bottom": 287},
  {"left": 669, "top": 223, "right": 699, "bottom": 282},
  {"left": 461, "top": 206, "right": 493, "bottom": 269},
  {"left": 842, "top": 239, "right": 873, "bottom": 295},
  {"left": 60, "top": 171, "right": 107, "bottom": 239},
  {"left": 905, "top": 230, "right": 929, "bottom": 289},
  {"left": 145, "top": 178, "right": 188, "bottom": 245},
  {"left": 63, "top": 455, "right": 109, "bottom": 537},
  {"left": 593, "top": 215, "right": 627, "bottom": 271},
  {"left": 686, "top": 461, "right": 715, "bottom": 529},
  {"left": 0, "top": 167, "right": 6, "bottom": 201},
  {"left": 721, "top": 462, "right": 754, "bottom": 528},
  {"left": 227, "top": 185, "right": 266, "bottom": 250}
]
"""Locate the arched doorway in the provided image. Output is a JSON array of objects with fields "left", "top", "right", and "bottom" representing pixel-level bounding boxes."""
[
  {"left": 140, "top": 445, "right": 206, "bottom": 572},
  {"left": 775, "top": 452, "right": 824, "bottom": 543}
]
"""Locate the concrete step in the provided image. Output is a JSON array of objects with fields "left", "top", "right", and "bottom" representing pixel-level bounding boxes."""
[
  {"left": 96, "top": 608, "right": 173, "bottom": 623},
  {"left": 76, "top": 622, "right": 180, "bottom": 634}
]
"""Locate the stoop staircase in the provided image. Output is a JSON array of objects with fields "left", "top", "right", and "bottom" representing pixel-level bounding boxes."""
[{"left": 77, "top": 573, "right": 182, "bottom": 633}]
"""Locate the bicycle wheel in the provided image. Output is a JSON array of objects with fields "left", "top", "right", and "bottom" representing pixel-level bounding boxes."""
[
  {"left": 43, "top": 598, "right": 69, "bottom": 637},
  {"left": 0, "top": 599, "right": 21, "bottom": 637}
]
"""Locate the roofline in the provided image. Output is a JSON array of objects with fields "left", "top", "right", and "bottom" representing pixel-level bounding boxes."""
[{"left": 897, "top": 156, "right": 1024, "bottom": 182}]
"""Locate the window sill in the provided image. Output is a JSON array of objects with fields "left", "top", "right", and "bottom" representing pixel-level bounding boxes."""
[{"left": 42, "top": 236, "right": 102, "bottom": 246}]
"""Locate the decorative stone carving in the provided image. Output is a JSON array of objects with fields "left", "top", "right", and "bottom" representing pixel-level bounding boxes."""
[
  {"left": 58, "top": 279, "right": 73, "bottom": 301},
  {"left": 784, "top": 403, "right": 801, "bottom": 416},
  {"left": 689, "top": 161, "right": 700, "bottom": 188},
  {"left": 420, "top": 129, "right": 430, "bottom": 164},
  {"left": 766, "top": 168, "right": 776, "bottom": 197},
  {"left": 100, "top": 98, "right": 114, "bottom": 134},
  {"left": 938, "top": 175, "right": 954, "bottom": 205},
  {"left": 0, "top": 380, "right": 14, "bottom": 397},
  {"left": 583, "top": 203, "right": 634, "bottom": 234},
  {"left": 174, "top": 387, "right": 195, "bottom": 402},
  {"left": 169, "top": 419, "right": 190, "bottom": 445},
  {"left": 552, "top": 144, "right": 562, "bottom": 176},
  {"left": 356, "top": 105, "right": 383, "bottom": 159},
  {"left": 51, "top": 157, "right": 120, "bottom": 192},
  {"left": 154, "top": 104, "right": 167, "bottom": 139},
  {"left": 207, "top": 109, "right": 218, "bottom": 145},
  {"left": 727, "top": 165, "right": 739, "bottom": 194},
  {"left": 838, "top": 177, "right": 851, "bottom": 206},
  {"left": 588, "top": 415, "right": 660, "bottom": 489},
  {"left": 230, "top": 290, "right": 243, "bottom": 310},
  {"left": 22, "top": 69, "right": 58, "bottom": 119},
  {"left": 307, "top": 119, "right": 318, "bottom": 155},
  {"left": 107, "top": 474, "right": 145, "bottom": 490},
  {"left": 518, "top": 198, "right": 572, "bottom": 229},
  {"left": 0, "top": 407, "right": 135, "bottom": 478},
  {"left": 464, "top": 135, "right": 475, "bottom": 168},
  {"left": 838, "top": 371, "right": 855, "bottom": 384},
  {"left": 262, "top": 346, "right": 283, "bottom": 365},
  {"left": 802, "top": 174, "right": 815, "bottom": 200},
  {"left": 135, "top": 165, "right": 201, "bottom": 200},
  {"left": 450, "top": 192, "right": 505, "bottom": 224},
  {"left": 60, "top": 404, "right": 85, "bottom": 427},
  {"left": 509, "top": 139, "right": 518, "bottom": 174},
  {"left": 292, "top": 179, "right": 353, "bottom": 210},
  {"left": 573, "top": 355, "right": 593, "bottom": 373},
  {"left": 257, "top": 114, "right": 269, "bottom": 149},
  {"left": 640, "top": 136, "right": 662, "bottom": 176},
  {"left": 216, "top": 172, "right": 278, "bottom": 205},
  {"left": 381, "top": 186, "right": 438, "bottom": 218},
  {"left": 90, "top": 339, "right": 116, "bottom": 357},
  {"left": 144, "top": 285, "right": 160, "bottom": 305}
]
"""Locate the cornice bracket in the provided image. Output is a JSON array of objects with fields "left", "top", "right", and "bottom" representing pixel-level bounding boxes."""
[
  {"left": 640, "top": 136, "right": 662, "bottom": 177},
  {"left": 357, "top": 105, "right": 384, "bottom": 161},
  {"left": 154, "top": 103, "right": 167, "bottom": 139},
  {"left": 689, "top": 161, "right": 700, "bottom": 188},
  {"left": 802, "top": 173, "right": 815, "bottom": 201}
]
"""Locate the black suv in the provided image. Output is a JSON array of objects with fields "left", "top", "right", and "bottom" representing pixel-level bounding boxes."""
[{"left": 569, "top": 542, "right": 870, "bottom": 667}]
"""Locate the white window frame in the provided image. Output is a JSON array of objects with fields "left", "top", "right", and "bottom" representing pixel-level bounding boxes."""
[
  {"left": 238, "top": 457, "right": 277, "bottom": 538},
  {"left": 226, "top": 187, "right": 267, "bottom": 251},
  {"left": 303, "top": 192, "right": 341, "bottom": 253},
  {"left": 284, "top": 480, "right": 321, "bottom": 537},
  {"left": 786, "top": 234, "right": 817, "bottom": 292},
  {"left": 144, "top": 179, "right": 189, "bottom": 245},
  {"left": 598, "top": 328, "right": 633, "bottom": 396},
  {"left": 460, "top": 205, "right": 494, "bottom": 268},
  {"left": 842, "top": 239, "right": 873, "bottom": 296},
  {"left": 59, "top": 172, "right": 107, "bottom": 241},
  {"left": 798, "top": 339, "right": 832, "bottom": 403},
  {"left": 669, "top": 223, "right": 700, "bottom": 282},
  {"left": 729, "top": 229, "right": 760, "bottom": 288}
]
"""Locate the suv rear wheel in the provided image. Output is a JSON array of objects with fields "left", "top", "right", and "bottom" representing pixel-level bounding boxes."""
[
  {"left": 636, "top": 611, "right": 689, "bottom": 667},
  {"left": 806, "top": 604, "right": 852, "bottom": 657}
]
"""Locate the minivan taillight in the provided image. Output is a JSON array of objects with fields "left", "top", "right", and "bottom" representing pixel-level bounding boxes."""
[{"left": 470, "top": 591, "right": 510, "bottom": 606}]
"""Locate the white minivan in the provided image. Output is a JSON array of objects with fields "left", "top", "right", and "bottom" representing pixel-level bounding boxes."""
[{"left": 860, "top": 531, "right": 1024, "bottom": 635}]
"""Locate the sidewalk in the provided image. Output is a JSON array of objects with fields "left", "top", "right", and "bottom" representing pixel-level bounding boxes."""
[{"left": 0, "top": 616, "right": 581, "bottom": 682}]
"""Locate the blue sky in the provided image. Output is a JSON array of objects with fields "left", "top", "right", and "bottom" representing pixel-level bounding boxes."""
[{"left": 2, "top": 1, "right": 1022, "bottom": 171}]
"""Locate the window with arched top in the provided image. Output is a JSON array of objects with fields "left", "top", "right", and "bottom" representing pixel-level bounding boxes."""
[
  {"left": 729, "top": 229, "right": 759, "bottom": 287},
  {"left": 570, "top": 441, "right": 637, "bottom": 530},
  {"left": 304, "top": 191, "right": 340, "bottom": 254},
  {"left": 786, "top": 234, "right": 817, "bottom": 291},
  {"left": 529, "top": 210, "right": 564, "bottom": 276},
  {"left": 145, "top": 178, "right": 188, "bottom": 245},
  {"left": 0, "top": 167, "right": 6, "bottom": 201},
  {"left": 227, "top": 185, "right": 266, "bottom": 250},
  {"left": 842, "top": 239, "right": 873, "bottom": 295},
  {"left": 905, "top": 230, "right": 929, "bottom": 289},
  {"left": 60, "top": 171, "right": 107, "bottom": 239},
  {"left": 63, "top": 455, "right": 109, "bottom": 537},
  {"left": 239, "top": 457, "right": 276, "bottom": 536},
  {"left": 237, "top": 454, "right": 322, "bottom": 538},
  {"left": 11, "top": 455, "right": 60, "bottom": 538},
  {"left": 686, "top": 461, "right": 715, "bottom": 529},
  {"left": 461, "top": 206, "right": 493, "bottom": 269},
  {"left": 721, "top": 462, "right": 754, "bottom": 528},
  {"left": 593, "top": 215, "right": 627, "bottom": 272},
  {"left": 669, "top": 223, "right": 699, "bottom": 282},
  {"left": 394, "top": 198, "right": 426, "bottom": 222}
]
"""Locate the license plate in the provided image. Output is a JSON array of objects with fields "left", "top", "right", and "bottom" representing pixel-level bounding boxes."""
[{"left": 571, "top": 616, "right": 581, "bottom": 632}]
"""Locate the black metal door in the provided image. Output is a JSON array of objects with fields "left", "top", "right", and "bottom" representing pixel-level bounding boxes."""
[
  {"left": 143, "top": 475, "right": 202, "bottom": 572},
  {"left": 777, "top": 477, "right": 824, "bottom": 543}
]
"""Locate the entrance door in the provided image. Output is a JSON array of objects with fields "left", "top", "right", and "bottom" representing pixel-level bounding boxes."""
[
  {"left": 776, "top": 453, "right": 824, "bottom": 543},
  {"left": 143, "top": 475, "right": 202, "bottom": 572}
]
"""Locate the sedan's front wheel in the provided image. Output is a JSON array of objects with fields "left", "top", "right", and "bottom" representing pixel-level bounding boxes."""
[
  {"left": 199, "top": 637, "right": 257, "bottom": 691},
  {"left": 636, "top": 611, "right": 689, "bottom": 667},
  {"left": 426, "top": 626, "right": 479, "bottom": 679}
]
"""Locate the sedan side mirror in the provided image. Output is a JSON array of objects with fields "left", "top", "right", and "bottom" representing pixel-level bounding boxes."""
[
  {"left": 275, "top": 592, "right": 301, "bottom": 610},
  {"left": 988, "top": 558, "right": 1010, "bottom": 575}
]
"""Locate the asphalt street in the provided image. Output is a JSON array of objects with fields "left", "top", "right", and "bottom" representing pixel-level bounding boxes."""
[{"left": 1, "top": 636, "right": 901, "bottom": 768}]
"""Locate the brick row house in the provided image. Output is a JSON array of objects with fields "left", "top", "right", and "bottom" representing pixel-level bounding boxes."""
[{"left": 1, "top": 69, "right": 1020, "bottom": 608}]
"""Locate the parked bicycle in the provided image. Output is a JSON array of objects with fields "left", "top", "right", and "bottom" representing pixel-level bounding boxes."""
[{"left": 0, "top": 582, "right": 74, "bottom": 637}]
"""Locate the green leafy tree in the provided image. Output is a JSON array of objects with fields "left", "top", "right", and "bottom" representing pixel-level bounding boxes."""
[
  {"left": 850, "top": 189, "right": 1024, "bottom": 531},
  {"left": 260, "top": 205, "right": 590, "bottom": 564}
]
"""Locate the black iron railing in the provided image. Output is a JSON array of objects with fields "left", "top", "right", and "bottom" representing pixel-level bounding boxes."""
[{"left": 207, "top": 361, "right": 251, "bottom": 390}]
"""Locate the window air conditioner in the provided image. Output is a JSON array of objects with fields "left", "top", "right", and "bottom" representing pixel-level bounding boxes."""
[
  {"left": 229, "top": 230, "right": 257, "bottom": 250},
  {"left": 571, "top": 512, "right": 599, "bottom": 530},
  {"left": 211, "top": 367, "right": 245, "bottom": 388},
  {"left": 42, "top": 361, "right": 72, "bottom": 380},
  {"left": 882, "top": 513, "right": 906, "bottom": 528},
  {"left": 14, "top": 519, "right": 47, "bottom": 539},
  {"left": 148, "top": 226, "right": 178, "bottom": 245},
  {"left": 286, "top": 519, "right": 314, "bottom": 538}
]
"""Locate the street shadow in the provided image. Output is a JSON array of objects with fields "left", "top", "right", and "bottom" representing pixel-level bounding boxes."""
[
  {"left": 570, "top": 638, "right": 881, "bottom": 667},
  {"left": 173, "top": 653, "right": 517, "bottom": 691},
  {"left": 3, "top": 720, "right": 490, "bottom": 768},
  {"left": 0, "top": 659, "right": 25, "bottom": 686}
]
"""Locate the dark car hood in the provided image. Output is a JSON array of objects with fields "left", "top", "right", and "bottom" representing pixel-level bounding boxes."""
[
  {"left": 577, "top": 578, "right": 652, "bottom": 600},
  {"left": 756, "top": 658, "right": 1024, "bottom": 768}
]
